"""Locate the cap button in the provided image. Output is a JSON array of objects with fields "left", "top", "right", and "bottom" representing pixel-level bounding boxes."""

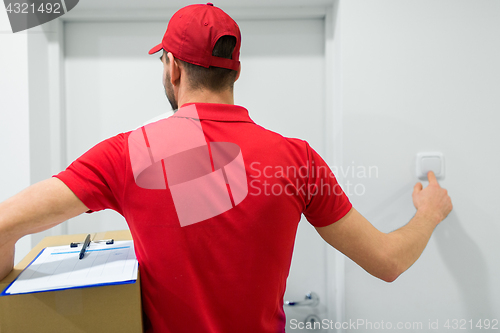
[{"left": 207, "top": 3, "right": 214, "bottom": 6}]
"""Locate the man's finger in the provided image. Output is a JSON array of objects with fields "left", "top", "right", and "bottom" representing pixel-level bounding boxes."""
[
  {"left": 427, "top": 171, "right": 438, "bottom": 185},
  {"left": 413, "top": 182, "right": 423, "bottom": 195}
]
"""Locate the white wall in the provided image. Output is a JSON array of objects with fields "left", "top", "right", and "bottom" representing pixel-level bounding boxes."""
[
  {"left": 339, "top": 0, "right": 500, "bottom": 330},
  {"left": 0, "top": 10, "right": 32, "bottom": 265},
  {"left": 0, "top": 13, "right": 66, "bottom": 263},
  {"left": 27, "top": 20, "right": 68, "bottom": 247}
]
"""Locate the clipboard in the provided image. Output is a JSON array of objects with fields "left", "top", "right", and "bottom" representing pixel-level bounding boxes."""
[
  {"left": 0, "top": 230, "right": 143, "bottom": 333},
  {"left": 1, "top": 235, "right": 138, "bottom": 296}
]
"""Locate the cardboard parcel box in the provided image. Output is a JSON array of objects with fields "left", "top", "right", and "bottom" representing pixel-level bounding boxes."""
[{"left": 0, "top": 230, "right": 142, "bottom": 333}]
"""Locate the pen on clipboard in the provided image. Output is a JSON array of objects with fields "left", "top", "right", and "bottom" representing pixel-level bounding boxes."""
[{"left": 79, "top": 234, "right": 91, "bottom": 260}]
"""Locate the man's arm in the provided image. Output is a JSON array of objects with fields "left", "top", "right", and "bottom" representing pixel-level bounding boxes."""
[
  {"left": 0, "top": 178, "right": 88, "bottom": 280},
  {"left": 315, "top": 171, "right": 452, "bottom": 282}
]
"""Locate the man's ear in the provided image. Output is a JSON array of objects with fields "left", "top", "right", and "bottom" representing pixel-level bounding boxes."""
[
  {"left": 234, "top": 64, "right": 241, "bottom": 83},
  {"left": 167, "top": 52, "right": 181, "bottom": 86}
]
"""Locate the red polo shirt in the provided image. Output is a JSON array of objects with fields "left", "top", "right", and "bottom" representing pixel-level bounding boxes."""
[{"left": 55, "top": 103, "right": 351, "bottom": 333}]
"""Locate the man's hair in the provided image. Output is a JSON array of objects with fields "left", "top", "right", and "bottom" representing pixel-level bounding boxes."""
[{"left": 168, "top": 35, "right": 238, "bottom": 92}]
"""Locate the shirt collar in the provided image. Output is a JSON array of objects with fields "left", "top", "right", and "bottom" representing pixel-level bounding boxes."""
[{"left": 173, "top": 103, "right": 255, "bottom": 124}]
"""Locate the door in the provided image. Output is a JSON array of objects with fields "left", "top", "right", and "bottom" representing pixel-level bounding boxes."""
[{"left": 64, "top": 17, "right": 329, "bottom": 332}]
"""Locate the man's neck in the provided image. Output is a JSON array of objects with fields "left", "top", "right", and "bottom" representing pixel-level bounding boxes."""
[{"left": 178, "top": 88, "right": 234, "bottom": 108}]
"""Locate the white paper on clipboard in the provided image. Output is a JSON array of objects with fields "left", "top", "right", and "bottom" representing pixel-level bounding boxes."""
[{"left": 2, "top": 240, "right": 138, "bottom": 296}]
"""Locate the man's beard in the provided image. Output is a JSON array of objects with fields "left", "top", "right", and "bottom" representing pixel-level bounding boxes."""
[{"left": 165, "top": 71, "right": 178, "bottom": 111}]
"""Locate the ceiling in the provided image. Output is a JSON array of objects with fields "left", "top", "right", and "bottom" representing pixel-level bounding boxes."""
[
  {"left": 74, "top": 0, "right": 335, "bottom": 10},
  {"left": 64, "top": 0, "right": 335, "bottom": 21}
]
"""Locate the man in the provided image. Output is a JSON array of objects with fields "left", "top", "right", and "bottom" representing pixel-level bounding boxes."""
[{"left": 0, "top": 3, "right": 452, "bottom": 333}]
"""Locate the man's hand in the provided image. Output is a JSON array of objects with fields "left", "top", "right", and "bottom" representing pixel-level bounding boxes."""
[
  {"left": 412, "top": 171, "right": 453, "bottom": 225},
  {"left": 0, "top": 178, "right": 88, "bottom": 280},
  {"left": 316, "top": 171, "right": 453, "bottom": 282}
]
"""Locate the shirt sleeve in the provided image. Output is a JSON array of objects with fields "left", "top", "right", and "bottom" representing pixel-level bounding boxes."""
[
  {"left": 53, "top": 133, "right": 128, "bottom": 215},
  {"left": 302, "top": 142, "right": 352, "bottom": 227}
]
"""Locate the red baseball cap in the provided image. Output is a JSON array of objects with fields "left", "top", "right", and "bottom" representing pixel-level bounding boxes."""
[{"left": 149, "top": 3, "right": 241, "bottom": 71}]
